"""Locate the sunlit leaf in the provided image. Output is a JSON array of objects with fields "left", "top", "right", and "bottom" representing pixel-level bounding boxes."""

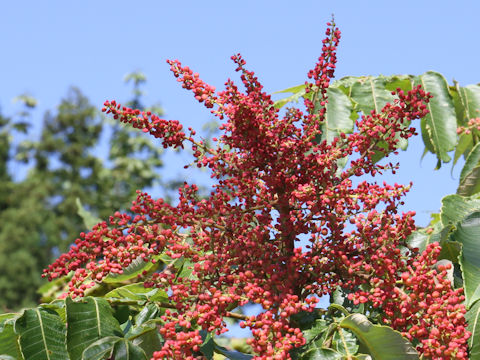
[
  {"left": 453, "top": 133, "right": 474, "bottom": 170},
  {"left": 440, "top": 194, "right": 480, "bottom": 227},
  {"left": 321, "top": 87, "right": 356, "bottom": 144},
  {"left": 66, "top": 297, "right": 122, "bottom": 359},
  {"left": 457, "top": 84, "right": 480, "bottom": 120},
  {"left": 76, "top": 198, "right": 102, "bottom": 230},
  {"left": 415, "top": 72, "right": 457, "bottom": 165},
  {"left": 200, "top": 331, "right": 215, "bottom": 359},
  {"left": 273, "top": 84, "right": 307, "bottom": 109},
  {"left": 466, "top": 299, "right": 480, "bottom": 359},
  {"left": 15, "top": 308, "right": 68, "bottom": 360},
  {"left": 458, "top": 143, "right": 480, "bottom": 196},
  {"left": 332, "top": 328, "right": 358, "bottom": 356},
  {"left": 340, "top": 314, "right": 418, "bottom": 360},
  {"left": 214, "top": 342, "right": 253, "bottom": 359},
  {"left": 134, "top": 303, "right": 162, "bottom": 326},
  {"left": 104, "top": 282, "right": 167, "bottom": 303},
  {"left": 350, "top": 76, "right": 395, "bottom": 115},
  {"left": 81, "top": 336, "right": 147, "bottom": 360},
  {"left": 129, "top": 325, "right": 162, "bottom": 358},
  {"left": 103, "top": 256, "right": 160, "bottom": 284},
  {"left": 0, "top": 323, "right": 22, "bottom": 359},
  {"left": 450, "top": 212, "right": 480, "bottom": 308}
]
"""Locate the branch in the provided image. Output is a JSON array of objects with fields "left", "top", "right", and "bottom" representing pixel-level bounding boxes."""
[{"left": 106, "top": 297, "right": 250, "bottom": 321}]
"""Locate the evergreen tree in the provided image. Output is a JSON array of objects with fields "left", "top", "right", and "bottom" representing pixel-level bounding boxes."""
[{"left": 0, "top": 77, "right": 164, "bottom": 310}]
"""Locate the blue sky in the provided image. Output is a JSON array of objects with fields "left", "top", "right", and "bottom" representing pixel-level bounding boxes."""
[{"left": 1, "top": 0, "right": 479, "bottom": 228}]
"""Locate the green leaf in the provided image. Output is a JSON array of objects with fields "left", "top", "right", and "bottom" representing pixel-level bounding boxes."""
[
  {"left": 353, "top": 355, "right": 373, "bottom": 360},
  {"left": 348, "top": 76, "right": 413, "bottom": 162},
  {"left": 134, "top": 303, "right": 161, "bottom": 326},
  {"left": 129, "top": 325, "right": 162, "bottom": 358},
  {"left": 81, "top": 336, "right": 117, "bottom": 360},
  {"left": 0, "top": 313, "right": 19, "bottom": 329},
  {"left": 453, "top": 133, "right": 474, "bottom": 169},
  {"left": 12, "top": 121, "right": 30, "bottom": 133},
  {"left": 66, "top": 297, "right": 122, "bottom": 360},
  {"left": 331, "top": 288, "right": 346, "bottom": 307},
  {"left": 200, "top": 331, "right": 215, "bottom": 359},
  {"left": 290, "top": 309, "right": 325, "bottom": 330},
  {"left": 126, "top": 321, "right": 156, "bottom": 340},
  {"left": 114, "top": 305, "right": 131, "bottom": 326},
  {"left": 406, "top": 230, "right": 430, "bottom": 253},
  {"left": 302, "top": 319, "right": 329, "bottom": 343},
  {"left": 457, "top": 84, "right": 480, "bottom": 120},
  {"left": 332, "top": 328, "right": 359, "bottom": 356},
  {"left": 339, "top": 314, "right": 418, "bottom": 360},
  {"left": 350, "top": 76, "right": 396, "bottom": 115},
  {"left": 407, "top": 223, "right": 458, "bottom": 262},
  {"left": 440, "top": 194, "right": 480, "bottom": 227},
  {"left": 214, "top": 343, "right": 253, "bottom": 359},
  {"left": 461, "top": 144, "right": 480, "bottom": 182},
  {"left": 328, "top": 303, "right": 350, "bottom": 317},
  {"left": 15, "top": 308, "right": 68, "bottom": 360},
  {"left": 14, "top": 94, "right": 37, "bottom": 108},
  {"left": 299, "top": 347, "right": 343, "bottom": 360},
  {"left": 438, "top": 240, "right": 462, "bottom": 263},
  {"left": 383, "top": 75, "right": 414, "bottom": 93},
  {"left": 466, "top": 299, "right": 480, "bottom": 359},
  {"left": 0, "top": 323, "right": 22, "bottom": 359},
  {"left": 332, "top": 76, "right": 360, "bottom": 92},
  {"left": 451, "top": 83, "right": 467, "bottom": 124},
  {"left": 321, "top": 87, "right": 356, "bottom": 144},
  {"left": 450, "top": 84, "right": 471, "bottom": 169},
  {"left": 0, "top": 355, "right": 18, "bottom": 360},
  {"left": 273, "top": 84, "right": 307, "bottom": 109},
  {"left": 103, "top": 256, "right": 159, "bottom": 284},
  {"left": 81, "top": 336, "right": 147, "bottom": 360},
  {"left": 176, "top": 258, "right": 196, "bottom": 279},
  {"left": 40, "top": 301, "right": 67, "bottom": 323},
  {"left": 415, "top": 71, "right": 457, "bottom": 164},
  {"left": 75, "top": 198, "right": 102, "bottom": 230},
  {"left": 450, "top": 212, "right": 480, "bottom": 308},
  {"left": 458, "top": 143, "right": 480, "bottom": 196},
  {"left": 273, "top": 83, "right": 306, "bottom": 95},
  {"left": 112, "top": 338, "right": 147, "bottom": 360},
  {"left": 104, "top": 282, "right": 167, "bottom": 303}
]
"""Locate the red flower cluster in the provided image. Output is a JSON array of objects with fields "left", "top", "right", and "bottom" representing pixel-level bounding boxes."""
[
  {"left": 398, "top": 244, "right": 469, "bottom": 358},
  {"left": 349, "top": 242, "right": 469, "bottom": 359},
  {"left": 44, "top": 21, "right": 469, "bottom": 359},
  {"left": 102, "top": 100, "right": 186, "bottom": 148}
]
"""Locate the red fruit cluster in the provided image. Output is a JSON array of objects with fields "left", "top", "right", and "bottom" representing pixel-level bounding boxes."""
[
  {"left": 102, "top": 100, "right": 186, "bottom": 148},
  {"left": 304, "top": 21, "right": 340, "bottom": 118},
  {"left": 167, "top": 59, "right": 217, "bottom": 108},
  {"left": 349, "top": 242, "right": 469, "bottom": 359},
  {"left": 44, "top": 21, "right": 469, "bottom": 359},
  {"left": 398, "top": 244, "right": 469, "bottom": 359}
]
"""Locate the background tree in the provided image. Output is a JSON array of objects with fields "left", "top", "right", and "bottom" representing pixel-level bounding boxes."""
[{"left": 0, "top": 75, "right": 165, "bottom": 310}]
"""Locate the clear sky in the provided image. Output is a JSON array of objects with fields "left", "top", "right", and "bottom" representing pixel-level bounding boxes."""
[{"left": 1, "top": 1, "right": 479, "bottom": 226}]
